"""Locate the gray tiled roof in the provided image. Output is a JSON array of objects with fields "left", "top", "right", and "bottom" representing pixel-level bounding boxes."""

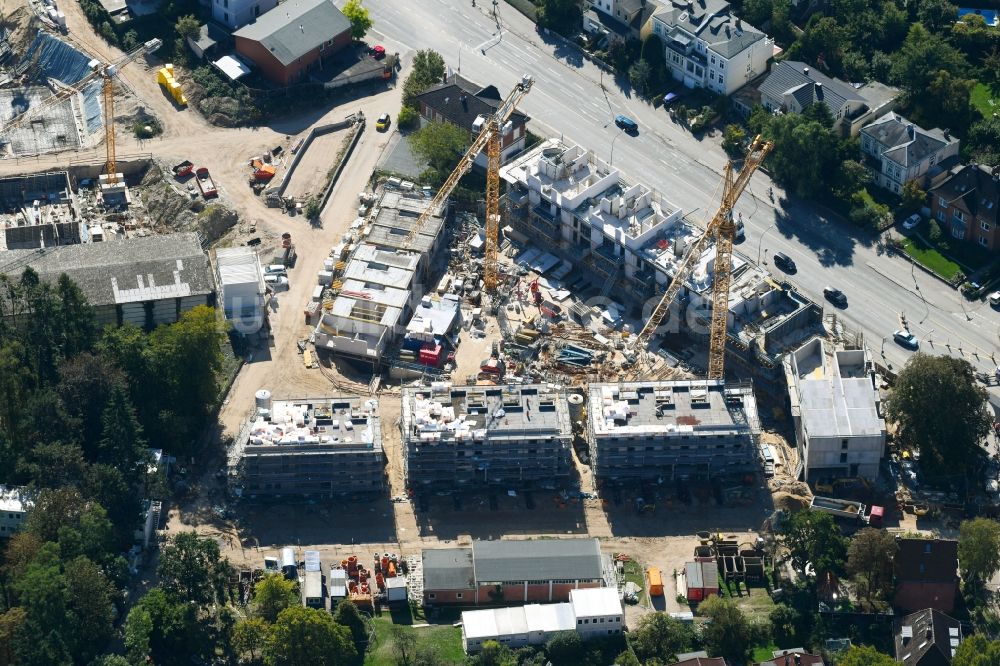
[
  {"left": 758, "top": 61, "right": 862, "bottom": 115},
  {"left": 234, "top": 0, "right": 350, "bottom": 67},
  {"left": 0, "top": 232, "right": 214, "bottom": 307},
  {"left": 930, "top": 163, "right": 1000, "bottom": 226},
  {"left": 654, "top": 0, "right": 765, "bottom": 58},
  {"left": 414, "top": 75, "right": 529, "bottom": 131},
  {"left": 894, "top": 609, "right": 961, "bottom": 666},
  {"left": 861, "top": 113, "right": 954, "bottom": 168},
  {"left": 422, "top": 548, "right": 474, "bottom": 590},
  {"left": 472, "top": 538, "right": 603, "bottom": 583}
]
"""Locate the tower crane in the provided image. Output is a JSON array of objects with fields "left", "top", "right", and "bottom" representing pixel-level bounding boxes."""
[
  {"left": 397, "top": 73, "right": 533, "bottom": 292},
  {"left": 633, "top": 135, "right": 773, "bottom": 380},
  {"left": 1, "top": 38, "right": 162, "bottom": 185}
]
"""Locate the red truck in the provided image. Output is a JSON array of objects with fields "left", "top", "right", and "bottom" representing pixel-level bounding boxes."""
[{"left": 196, "top": 167, "right": 218, "bottom": 198}]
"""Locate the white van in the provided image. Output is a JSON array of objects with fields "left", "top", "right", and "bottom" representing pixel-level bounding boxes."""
[{"left": 265, "top": 264, "right": 287, "bottom": 276}]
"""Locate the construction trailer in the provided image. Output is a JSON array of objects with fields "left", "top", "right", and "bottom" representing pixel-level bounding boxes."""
[{"left": 302, "top": 550, "right": 324, "bottom": 609}]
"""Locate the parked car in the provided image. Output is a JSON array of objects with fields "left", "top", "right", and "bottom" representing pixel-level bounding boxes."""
[
  {"left": 823, "top": 286, "right": 847, "bottom": 307},
  {"left": 893, "top": 329, "right": 919, "bottom": 350},
  {"left": 615, "top": 114, "right": 638, "bottom": 133},
  {"left": 370, "top": 44, "right": 386, "bottom": 59},
  {"left": 264, "top": 275, "right": 289, "bottom": 289},
  {"left": 264, "top": 264, "right": 288, "bottom": 276},
  {"left": 772, "top": 252, "right": 796, "bottom": 273},
  {"left": 989, "top": 291, "right": 1000, "bottom": 308},
  {"left": 901, "top": 213, "right": 921, "bottom": 230},
  {"left": 376, "top": 113, "right": 391, "bottom": 131}
]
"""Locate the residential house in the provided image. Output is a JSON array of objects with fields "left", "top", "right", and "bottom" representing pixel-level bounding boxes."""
[
  {"left": 757, "top": 61, "right": 897, "bottom": 137},
  {"left": 894, "top": 608, "right": 963, "bottom": 666},
  {"left": 783, "top": 338, "right": 886, "bottom": 482},
  {"left": 860, "top": 113, "right": 960, "bottom": 195},
  {"left": 421, "top": 539, "right": 610, "bottom": 606},
  {"left": 413, "top": 74, "right": 530, "bottom": 167},
  {"left": 650, "top": 0, "right": 773, "bottom": 95},
  {"left": 585, "top": 0, "right": 660, "bottom": 41},
  {"left": 233, "top": 0, "right": 351, "bottom": 86},
  {"left": 759, "top": 650, "right": 825, "bottom": 666},
  {"left": 894, "top": 538, "right": 959, "bottom": 613},
  {"left": 669, "top": 656, "right": 727, "bottom": 666},
  {"left": 212, "top": 0, "right": 276, "bottom": 31},
  {"left": 929, "top": 163, "right": 1000, "bottom": 252}
]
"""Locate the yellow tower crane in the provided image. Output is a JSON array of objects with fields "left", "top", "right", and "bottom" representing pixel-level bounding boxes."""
[
  {"left": 1, "top": 38, "right": 162, "bottom": 183},
  {"left": 634, "top": 135, "right": 773, "bottom": 379},
  {"left": 397, "top": 74, "right": 534, "bottom": 291}
]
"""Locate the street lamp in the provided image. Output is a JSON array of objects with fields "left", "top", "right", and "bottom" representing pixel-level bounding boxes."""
[
  {"left": 757, "top": 221, "right": 777, "bottom": 266},
  {"left": 610, "top": 128, "right": 624, "bottom": 167}
]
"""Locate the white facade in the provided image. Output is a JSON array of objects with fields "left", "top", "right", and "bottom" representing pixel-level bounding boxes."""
[
  {"left": 860, "top": 113, "right": 960, "bottom": 195},
  {"left": 215, "top": 246, "right": 265, "bottom": 335},
  {"left": 651, "top": 0, "right": 772, "bottom": 96},
  {"left": 0, "top": 486, "right": 30, "bottom": 538},
  {"left": 462, "top": 588, "right": 624, "bottom": 653},
  {"left": 212, "top": 0, "right": 277, "bottom": 31},
  {"left": 784, "top": 338, "right": 886, "bottom": 482}
]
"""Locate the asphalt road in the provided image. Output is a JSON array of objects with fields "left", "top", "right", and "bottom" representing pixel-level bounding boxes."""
[{"left": 356, "top": 0, "right": 1000, "bottom": 397}]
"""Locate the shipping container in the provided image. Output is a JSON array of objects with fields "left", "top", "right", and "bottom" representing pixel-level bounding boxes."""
[{"left": 647, "top": 567, "right": 664, "bottom": 596}]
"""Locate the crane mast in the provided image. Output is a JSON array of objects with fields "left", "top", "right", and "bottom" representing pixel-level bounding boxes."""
[
  {"left": 634, "top": 135, "right": 773, "bottom": 379},
  {"left": 398, "top": 74, "right": 533, "bottom": 293}
]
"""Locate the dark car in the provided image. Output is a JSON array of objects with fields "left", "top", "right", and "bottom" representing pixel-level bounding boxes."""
[
  {"left": 615, "top": 114, "right": 638, "bottom": 133},
  {"left": 772, "top": 251, "right": 796, "bottom": 273},
  {"left": 823, "top": 286, "right": 847, "bottom": 307},
  {"left": 893, "top": 329, "right": 919, "bottom": 350}
]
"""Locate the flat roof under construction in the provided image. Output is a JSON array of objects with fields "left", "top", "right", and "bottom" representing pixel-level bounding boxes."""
[{"left": 0, "top": 87, "right": 82, "bottom": 156}]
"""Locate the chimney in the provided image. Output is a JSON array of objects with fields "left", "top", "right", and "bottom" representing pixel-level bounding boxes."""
[
  {"left": 460, "top": 94, "right": 468, "bottom": 110},
  {"left": 992, "top": 165, "right": 999, "bottom": 181},
  {"left": 784, "top": 656, "right": 791, "bottom": 666},
  {"left": 803, "top": 66, "right": 810, "bottom": 77},
  {"left": 944, "top": 128, "right": 951, "bottom": 140},
  {"left": 906, "top": 123, "right": 915, "bottom": 139},
  {"left": 735, "top": 17, "right": 742, "bottom": 30}
]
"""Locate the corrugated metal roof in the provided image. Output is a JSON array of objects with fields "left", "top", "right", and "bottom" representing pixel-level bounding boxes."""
[
  {"left": 234, "top": 0, "right": 350, "bottom": 67},
  {"left": 473, "top": 538, "right": 603, "bottom": 583}
]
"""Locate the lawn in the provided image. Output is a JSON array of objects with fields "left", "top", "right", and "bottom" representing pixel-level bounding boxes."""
[
  {"left": 621, "top": 558, "right": 648, "bottom": 606},
  {"left": 971, "top": 82, "right": 999, "bottom": 119},
  {"left": 364, "top": 612, "right": 465, "bottom": 666},
  {"left": 752, "top": 644, "right": 781, "bottom": 663},
  {"left": 899, "top": 237, "right": 963, "bottom": 281}
]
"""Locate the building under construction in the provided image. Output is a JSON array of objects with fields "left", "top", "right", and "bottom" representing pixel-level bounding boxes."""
[
  {"left": 400, "top": 383, "right": 573, "bottom": 490},
  {"left": 586, "top": 380, "right": 760, "bottom": 482},
  {"left": 229, "top": 391, "right": 386, "bottom": 499},
  {"left": 0, "top": 171, "right": 79, "bottom": 250}
]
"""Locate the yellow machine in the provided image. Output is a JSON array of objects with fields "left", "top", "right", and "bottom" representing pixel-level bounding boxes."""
[{"left": 156, "top": 63, "right": 187, "bottom": 106}]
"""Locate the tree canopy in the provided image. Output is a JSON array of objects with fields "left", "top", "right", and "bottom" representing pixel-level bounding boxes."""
[
  {"left": 780, "top": 510, "right": 848, "bottom": 576},
  {"left": 402, "top": 49, "right": 445, "bottom": 109},
  {"left": 157, "top": 532, "right": 233, "bottom": 607},
  {"left": 629, "top": 612, "right": 696, "bottom": 663},
  {"left": 409, "top": 120, "right": 471, "bottom": 181},
  {"left": 698, "top": 596, "right": 754, "bottom": 664},
  {"left": 953, "top": 635, "right": 1000, "bottom": 666},
  {"left": 885, "top": 354, "right": 992, "bottom": 481},
  {"left": 256, "top": 573, "right": 300, "bottom": 623},
  {"left": 958, "top": 518, "right": 1000, "bottom": 588},
  {"left": 265, "top": 606, "right": 357, "bottom": 666},
  {"left": 838, "top": 645, "right": 897, "bottom": 666},
  {"left": 846, "top": 528, "right": 898, "bottom": 611},
  {"left": 342, "top": 0, "right": 372, "bottom": 40}
]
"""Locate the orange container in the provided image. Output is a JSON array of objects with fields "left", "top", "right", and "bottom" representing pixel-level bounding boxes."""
[{"left": 387, "top": 561, "right": 396, "bottom": 577}]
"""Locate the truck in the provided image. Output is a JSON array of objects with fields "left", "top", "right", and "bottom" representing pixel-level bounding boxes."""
[
  {"left": 810, "top": 495, "right": 884, "bottom": 527},
  {"left": 195, "top": 167, "right": 218, "bottom": 198},
  {"left": 172, "top": 160, "right": 194, "bottom": 178}
]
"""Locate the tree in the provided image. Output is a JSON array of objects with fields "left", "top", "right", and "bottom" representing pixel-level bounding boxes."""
[
  {"left": 953, "top": 635, "right": 1000, "bottom": 666},
  {"left": 545, "top": 631, "right": 584, "bottom": 665},
  {"left": 397, "top": 105, "right": 419, "bottom": 130},
  {"left": 628, "top": 59, "right": 652, "bottom": 96},
  {"left": 402, "top": 49, "right": 445, "bottom": 109},
  {"left": 341, "top": 0, "right": 372, "bottom": 40},
  {"left": 98, "top": 383, "right": 148, "bottom": 482},
  {"left": 538, "top": 0, "right": 582, "bottom": 34},
  {"left": 901, "top": 180, "right": 926, "bottom": 212},
  {"left": 780, "top": 510, "right": 848, "bottom": 576},
  {"left": 266, "top": 606, "right": 357, "bottom": 666},
  {"left": 409, "top": 121, "right": 470, "bottom": 174},
  {"left": 55, "top": 273, "right": 96, "bottom": 357},
  {"left": 389, "top": 625, "right": 417, "bottom": 665},
  {"left": 885, "top": 354, "right": 992, "bottom": 480},
  {"left": 918, "top": 0, "right": 959, "bottom": 33},
  {"left": 175, "top": 15, "right": 201, "bottom": 41},
  {"left": 769, "top": 604, "right": 800, "bottom": 646},
  {"left": 472, "top": 640, "right": 515, "bottom": 666},
  {"left": 916, "top": 70, "right": 975, "bottom": 136},
  {"left": 613, "top": 650, "right": 642, "bottom": 666},
  {"left": 125, "top": 588, "right": 210, "bottom": 666},
  {"left": 742, "top": 0, "right": 773, "bottom": 27},
  {"left": 698, "top": 596, "right": 753, "bottom": 664},
  {"left": 838, "top": 645, "right": 896, "bottom": 666},
  {"left": 629, "top": 612, "right": 696, "bottom": 663},
  {"left": 232, "top": 617, "right": 269, "bottom": 664},
  {"left": 846, "top": 528, "right": 898, "bottom": 611},
  {"left": 91, "top": 656, "right": 132, "bottom": 666},
  {"left": 255, "top": 574, "right": 299, "bottom": 623},
  {"left": 157, "top": 532, "right": 232, "bottom": 607},
  {"left": 304, "top": 198, "right": 322, "bottom": 220},
  {"left": 958, "top": 518, "right": 1000, "bottom": 588},
  {"left": 722, "top": 124, "right": 746, "bottom": 155},
  {"left": 764, "top": 112, "right": 841, "bottom": 198},
  {"left": 891, "top": 23, "right": 967, "bottom": 95},
  {"left": 849, "top": 189, "right": 890, "bottom": 228},
  {"left": 966, "top": 115, "right": 1000, "bottom": 166},
  {"left": 331, "top": 599, "right": 368, "bottom": 650}
]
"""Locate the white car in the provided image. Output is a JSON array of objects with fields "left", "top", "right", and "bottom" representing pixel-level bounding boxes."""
[
  {"left": 989, "top": 291, "right": 1000, "bottom": 307},
  {"left": 902, "top": 214, "right": 921, "bottom": 230},
  {"left": 264, "top": 274, "right": 288, "bottom": 289}
]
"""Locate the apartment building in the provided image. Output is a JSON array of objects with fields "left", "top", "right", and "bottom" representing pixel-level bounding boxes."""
[
  {"left": 929, "top": 163, "right": 1000, "bottom": 252},
  {"left": 860, "top": 113, "right": 960, "bottom": 195},
  {"left": 400, "top": 383, "right": 573, "bottom": 490},
  {"left": 228, "top": 391, "right": 386, "bottom": 499},
  {"left": 650, "top": 0, "right": 772, "bottom": 96},
  {"left": 783, "top": 338, "right": 886, "bottom": 482},
  {"left": 586, "top": 380, "right": 760, "bottom": 481}
]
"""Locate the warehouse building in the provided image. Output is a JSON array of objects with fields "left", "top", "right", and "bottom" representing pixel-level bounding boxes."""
[
  {"left": 461, "top": 587, "right": 623, "bottom": 653},
  {"left": 214, "top": 246, "right": 265, "bottom": 335},
  {"left": 422, "top": 538, "right": 612, "bottom": 606},
  {"left": 228, "top": 391, "right": 385, "bottom": 499},
  {"left": 401, "top": 383, "right": 573, "bottom": 490},
  {"left": 0, "top": 232, "right": 215, "bottom": 328},
  {"left": 784, "top": 338, "right": 886, "bottom": 482},
  {"left": 586, "top": 380, "right": 760, "bottom": 482}
]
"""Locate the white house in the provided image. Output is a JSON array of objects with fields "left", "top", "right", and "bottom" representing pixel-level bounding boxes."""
[
  {"left": 0, "top": 486, "right": 31, "bottom": 538},
  {"left": 212, "top": 0, "right": 278, "bottom": 31},
  {"left": 860, "top": 113, "right": 960, "bottom": 195},
  {"left": 651, "top": 0, "right": 772, "bottom": 95},
  {"left": 784, "top": 338, "right": 886, "bottom": 482}
]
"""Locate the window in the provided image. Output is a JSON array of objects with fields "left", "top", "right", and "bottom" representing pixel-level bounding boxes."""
[
  {"left": 840, "top": 453, "right": 848, "bottom": 464},
  {"left": 428, "top": 593, "right": 436, "bottom": 599},
  {"left": 224, "top": 12, "right": 229, "bottom": 21},
  {"left": 456, "top": 593, "right": 463, "bottom": 599},
  {"left": 982, "top": 221, "right": 992, "bottom": 232},
  {"left": 952, "top": 226, "right": 965, "bottom": 240},
  {"left": 711, "top": 55, "right": 716, "bottom": 65},
  {"left": 841, "top": 439, "right": 849, "bottom": 450},
  {"left": 980, "top": 236, "right": 989, "bottom": 247},
  {"left": 709, "top": 72, "right": 715, "bottom": 81},
  {"left": 254, "top": 4, "right": 260, "bottom": 15},
  {"left": 578, "top": 619, "right": 583, "bottom": 625},
  {"left": 939, "top": 197, "right": 948, "bottom": 208},
  {"left": 718, "top": 61, "right": 724, "bottom": 70},
  {"left": 937, "top": 210, "right": 946, "bottom": 222}
]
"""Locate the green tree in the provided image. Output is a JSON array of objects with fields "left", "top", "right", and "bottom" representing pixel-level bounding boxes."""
[
  {"left": 233, "top": 617, "right": 269, "bottom": 664},
  {"left": 966, "top": 115, "right": 1000, "bottom": 165},
  {"left": 265, "top": 606, "right": 357, "bottom": 666},
  {"left": 698, "top": 596, "right": 753, "bottom": 664},
  {"left": 390, "top": 625, "right": 417, "bottom": 665},
  {"left": 331, "top": 599, "right": 368, "bottom": 650},
  {"left": 255, "top": 574, "right": 299, "bottom": 623},
  {"left": 764, "top": 112, "right": 841, "bottom": 198},
  {"left": 342, "top": 0, "right": 372, "bottom": 40},
  {"left": 891, "top": 23, "right": 967, "bottom": 95},
  {"left": 175, "top": 14, "right": 200, "bottom": 40},
  {"left": 397, "top": 105, "right": 420, "bottom": 130},
  {"left": 780, "top": 510, "right": 848, "bottom": 576},
  {"left": 629, "top": 612, "right": 696, "bottom": 663},
  {"left": 953, "top": 635, "right": 1000, "bottom": 666},
  {"left": 722, "top": 124, "right": 746, "bottom": 155},
  {"left": 157, "top": 532, "right": 232, "bottom": 607},
  {"left": 125, "top": 587, "right": 210, "bottom": 666},
  {"left": 846, "top": 528, "right": 898, "bottom": 611},
  {"left": 545, "top": 631, "right": 584, "bottom": 665},
  {"left": 918, "top": 0, "right": 959, "bottom": 33},
  {"left": 92, "top": 655, "right": 132, "bottom": 666},
  {"left": 628, "top": 59, "right": 653, "bottom": 96},
  {"left": 832, "top": 160, "right": 869, "bottom": 199},
  {"left": 742, "top": 0, "right": 773, "bottom": 27},
  {"left": 958, "top": 518, "right": 1000, "bottom": 588},
  {"left": 613, "top": 650, "right": 642, "bottom": 666},
  {"left": 55, "top": 273, "right": 96, "bottom": 357},
  {"left": 769, "top": 604, "right": 800, "bottom": 646},
  {"left": 98, "top": 383, "right": 148, "bottom": 482},
  {"left": 402, "top": 49, "right": 445, "bottom": 109},
  {"left": 409, "top": 121, "right": 470, "bottom": 174},
  {"left": 885, "top": 354, "right": 992, "bottom": 480},
  {"left": 838, "top": 644, "right": 897, "bottom": 666},
  {"left": 472, "top": 640, "right": 515, "bottom": 666},
  {"left": 849, "top": 190, "right": 890, "bottom": 228},
  {"left": 901, "top": 180, "right": 926, "bottom": 212},
  {"left": 916, "top": 70, "right": 976, "bottom": 136},
  {"left": 538, "top": 0, "right": 582, "bottom": 34}
]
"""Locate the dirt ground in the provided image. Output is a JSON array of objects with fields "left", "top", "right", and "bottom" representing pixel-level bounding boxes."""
[{"left": 281, "top": 131, "right": 353, "bottom": 201}]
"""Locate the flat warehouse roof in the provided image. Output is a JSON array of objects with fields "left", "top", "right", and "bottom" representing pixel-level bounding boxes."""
[{"left": 473, "top": 538, "right": 603, "bottom": 583}]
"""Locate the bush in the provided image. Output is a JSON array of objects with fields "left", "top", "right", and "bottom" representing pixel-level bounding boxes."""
[
  {"left": 397, "top": 106, "right": 419, "bottom": 130},
  {"left": 928, "top": 218, "right": 943, "bottom": 243},
  {"left": 304, "top": 199, "right": 322, "bottom": 220},
  {"left": 722, "top": 124, "right": 746, "bottom": 155}
]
